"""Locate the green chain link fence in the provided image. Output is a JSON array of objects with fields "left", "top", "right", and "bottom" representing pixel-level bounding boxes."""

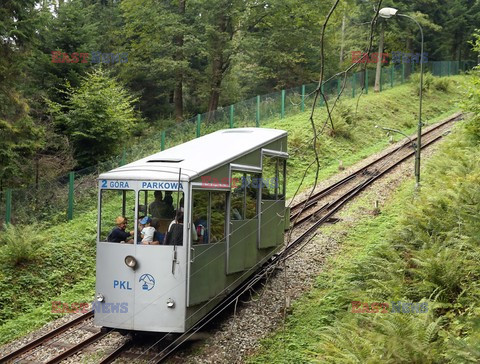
[{"left": 0, "top": 60, "right": 476, "bottom": 227}]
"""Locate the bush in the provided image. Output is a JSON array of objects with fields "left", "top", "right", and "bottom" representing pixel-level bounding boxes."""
[
  {"left": 0, "top": 224, "right": 45, "bottom": 266},
  {"left": 433, "top": 77, "right": 452, "bottom": 92},
  {"left": 335, "top": 102, "right": 355, "bottom": 125},
  {"left": 409, "top": 72, "right": 435, "bottom": 95}
]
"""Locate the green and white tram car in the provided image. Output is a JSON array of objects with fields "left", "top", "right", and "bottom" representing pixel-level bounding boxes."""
[{"left": 95, "top": 127, "right": 288, "bottom": 333}]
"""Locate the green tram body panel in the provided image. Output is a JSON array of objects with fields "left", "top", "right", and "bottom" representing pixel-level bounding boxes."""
[
  {"left": 227, "top": 219, "right": 259, "bottom": 274},
  {"left": 260, "top": 200, "right": 286, "bottom": 249},
  {"left": 187, "top": 135, "right": 287, "bottom": 310}
]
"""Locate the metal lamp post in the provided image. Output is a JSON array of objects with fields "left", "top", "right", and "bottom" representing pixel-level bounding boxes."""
[{"left": 379, "top": 7, "right": 424, "bottom": 188}]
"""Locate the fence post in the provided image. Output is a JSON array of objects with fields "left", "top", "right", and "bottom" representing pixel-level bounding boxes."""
[
  {"left": 390, "top": 65, "right": 394, "bottom": 88},
  {"left": 196, "top": 114, "right": 201, "bottom": 138},
  {"left": 161, "top": 131, "right": 166, "bottom": 151},
  {"left": 352, "top": 73, "right": 356, "bottom": 98},
  {"left": 120, "top": 147, "right": 126, "bottom": 166},
  {"left": 229, "top": 105, "right": 234, "bottom": 128},
  {"left": 5, "top": 188, "right": 12, "bottom": 225},
  {"left": 319, "top": 84, "right": 324, "bottom": 106},
  {"left": 380, "top": 68, "right": 383, "bottom": 92},
  {"left": 301, "top": 85, "right": 305, "bottom": 112},
  {"left": 448, "top": 61, "right": 451, "bottom": 76},
  {"left": 256, "top": 95, "right": 260, "bottom": 127},
  {"left": 401, "top": 63, "right": 405, "bottom": 83},
  {"left": 281, "top": 90, "right": 285, "bottom": 119},
  {"left": 365, "top": 69, "right": 368, "bottom": 94},
  {"left": 67, "top": 172, "right": 74, "bottom": 221}
]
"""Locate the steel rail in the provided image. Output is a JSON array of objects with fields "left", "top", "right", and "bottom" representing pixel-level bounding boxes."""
[
  {"left": 45, "top": 331, "right": 107, "bottom": 364},
  {"left": 0, "top": 311, "right": 93, "bottom": 363},
  {"left": 98, "top": 339, "right": 133, "bottom": 364}
]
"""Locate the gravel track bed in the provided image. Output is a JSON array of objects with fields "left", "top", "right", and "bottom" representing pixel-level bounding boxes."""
[{"left": 0, "top": 313, "right": 87, "bottom": 359}]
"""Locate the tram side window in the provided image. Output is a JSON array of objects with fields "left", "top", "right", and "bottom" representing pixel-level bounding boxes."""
[
  {"left": 245, "top": 173, "right": 260, "bottom": 219},
  {"left": 230, "top": 172, "right": 259, "bottom": 220},
  {"left": 192, "top": 190, "right": 226, "bottom": 244},
  {"left": 231, "top": 171, "right": 245, "bottom": 220},
  {"left": 278, "top": 158, "right": 286, "bottom": 200},
  {"left": 100, "top": 189, "right": 135, "bottom": 243},
  {"left": 262, "top": 155, "right": 278, "bottom": 200},
  {"left": 211, "top": 192, "right": 226, "bottom": 243},
  {"left": 193, "top": 191, "right": 209, "bottom": 244}
]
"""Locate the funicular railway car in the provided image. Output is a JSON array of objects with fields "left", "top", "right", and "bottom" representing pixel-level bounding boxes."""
[{"left": 95, "top": 128, "right": 288, "bottom": 333}]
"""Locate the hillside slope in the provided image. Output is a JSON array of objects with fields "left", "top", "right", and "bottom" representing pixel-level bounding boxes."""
[
  {"left": 0, "top": 74, "right": 470, "bottom": 345},
  {"left": 249, "top": 97, "right": 479, "bottom": 363}
]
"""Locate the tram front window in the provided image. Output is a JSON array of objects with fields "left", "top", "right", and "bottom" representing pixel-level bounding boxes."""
[
  {"left": 139, "top": 190, "right": 184, "bottom": 245},
  {"left": 99, "top": 189, "right": 135, "bottom": 243}
]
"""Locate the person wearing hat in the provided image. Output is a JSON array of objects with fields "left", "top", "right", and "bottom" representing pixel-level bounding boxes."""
[
  {"left": 140, "top": 216, "right": 156, "bottom": 245},
  {"left": 107, "top": 216, "right": 134, "bottom": 243}
]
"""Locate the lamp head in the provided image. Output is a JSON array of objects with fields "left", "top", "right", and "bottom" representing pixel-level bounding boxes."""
[{"left": 379, "top": 7, "right": 398, "bottom": 19}]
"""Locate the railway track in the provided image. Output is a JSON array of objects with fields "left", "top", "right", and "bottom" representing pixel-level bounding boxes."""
[
  {"left": 289, "top": 111, "right": 462, "bottom": 227},
  {"left": 0, "top": 311, "right": 97, "bottom": 363},
  {"left": 0, "top": 112, "right": 462, "bottom": 364}
]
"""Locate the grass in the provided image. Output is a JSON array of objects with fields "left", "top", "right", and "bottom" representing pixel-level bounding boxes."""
[
  {"left": 0, "top": 74, "right": 471, "bottom": 346},
  {"left": 248, "top": 114, "right": 480, "bottom": 363}
]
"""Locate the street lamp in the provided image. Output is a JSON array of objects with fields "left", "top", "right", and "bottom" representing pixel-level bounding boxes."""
[{"left": 379, "top": 7, "right": 424, "bottom": 188}]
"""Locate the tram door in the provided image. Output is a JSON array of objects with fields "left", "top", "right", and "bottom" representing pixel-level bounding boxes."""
[
  {"left": 95, "top": 188, "right": 136, "bottom": 330},
  {"left": 188, "top": 189, "right": 227, "bottom": 306},
  {"left": 133, "top": 189, "right": 187, "bottom": 332},
  {"left": 259, "top": 156, "right": 286, "bottom": 248}
]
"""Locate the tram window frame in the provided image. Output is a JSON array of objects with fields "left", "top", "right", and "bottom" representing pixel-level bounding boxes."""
[
  {"left": 230, "top": 171, "right": 260, "bottom": 221},
  {"left": 278, "top": 158, "right": 286, "bottom": 200},
  {"left": 262, "top": 155, "right": 286, "bottom": 200},
  {"left": 192, "top": 189, "right": 227, "bottom": 245},
  {"left": 244, "top": 173, "right": 260, "bottom": 219},
  {"left": 99, "top": 189, "right": 136, "bottom": 243},
  {"left": 230, "top": 171, "right": 245, "bottom": 220}
]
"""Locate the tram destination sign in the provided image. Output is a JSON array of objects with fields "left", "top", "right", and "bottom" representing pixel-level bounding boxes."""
[{"left": 99, "top": 179, "right": 184, "bottom": 190}]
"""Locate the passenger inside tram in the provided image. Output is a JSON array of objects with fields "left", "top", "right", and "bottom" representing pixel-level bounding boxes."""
[
  {"left": 148, "top": 191, "right": 164, "bottom": 218},
  {"left": 107, "top": 216, "right": 134, "bottom": 244},
  {"left": 163, "top": 191, "right": 175, "bottom": 218},
  {"left": 164, "top": 211, "right": 197, "bottom": 245}
]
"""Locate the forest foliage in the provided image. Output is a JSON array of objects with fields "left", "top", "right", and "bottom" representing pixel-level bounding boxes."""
[{"left": 1, "top": 0, "right": 479, "bottom": 189}]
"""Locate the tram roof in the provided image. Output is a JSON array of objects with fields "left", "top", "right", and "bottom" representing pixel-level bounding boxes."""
[{"left": 98, "top": 128, "right": 287, "bottom": 181}]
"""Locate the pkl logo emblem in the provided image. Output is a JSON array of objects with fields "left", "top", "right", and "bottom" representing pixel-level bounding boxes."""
[
  {"left": 113, "top": 280, "right": 132, "bottom": 290},
  {"left": 139, "top": 274, "right": 155, "bottom": 291}
]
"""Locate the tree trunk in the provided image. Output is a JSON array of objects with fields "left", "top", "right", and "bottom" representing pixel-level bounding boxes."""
[
  {"left": 174, "top": 0, "right": 186, "bottom": 122},
  {"left": 374, "top": 22, "right": 384, "bottom": 92},
  {"left": 207, "top": 74, "right": 222, "bottom": 114},
  {"left": 339, "top": 12, "right": 346, "bottom": 68},
  {"left": 207, "top": 12, "right": 231, "bottom": 116}
]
